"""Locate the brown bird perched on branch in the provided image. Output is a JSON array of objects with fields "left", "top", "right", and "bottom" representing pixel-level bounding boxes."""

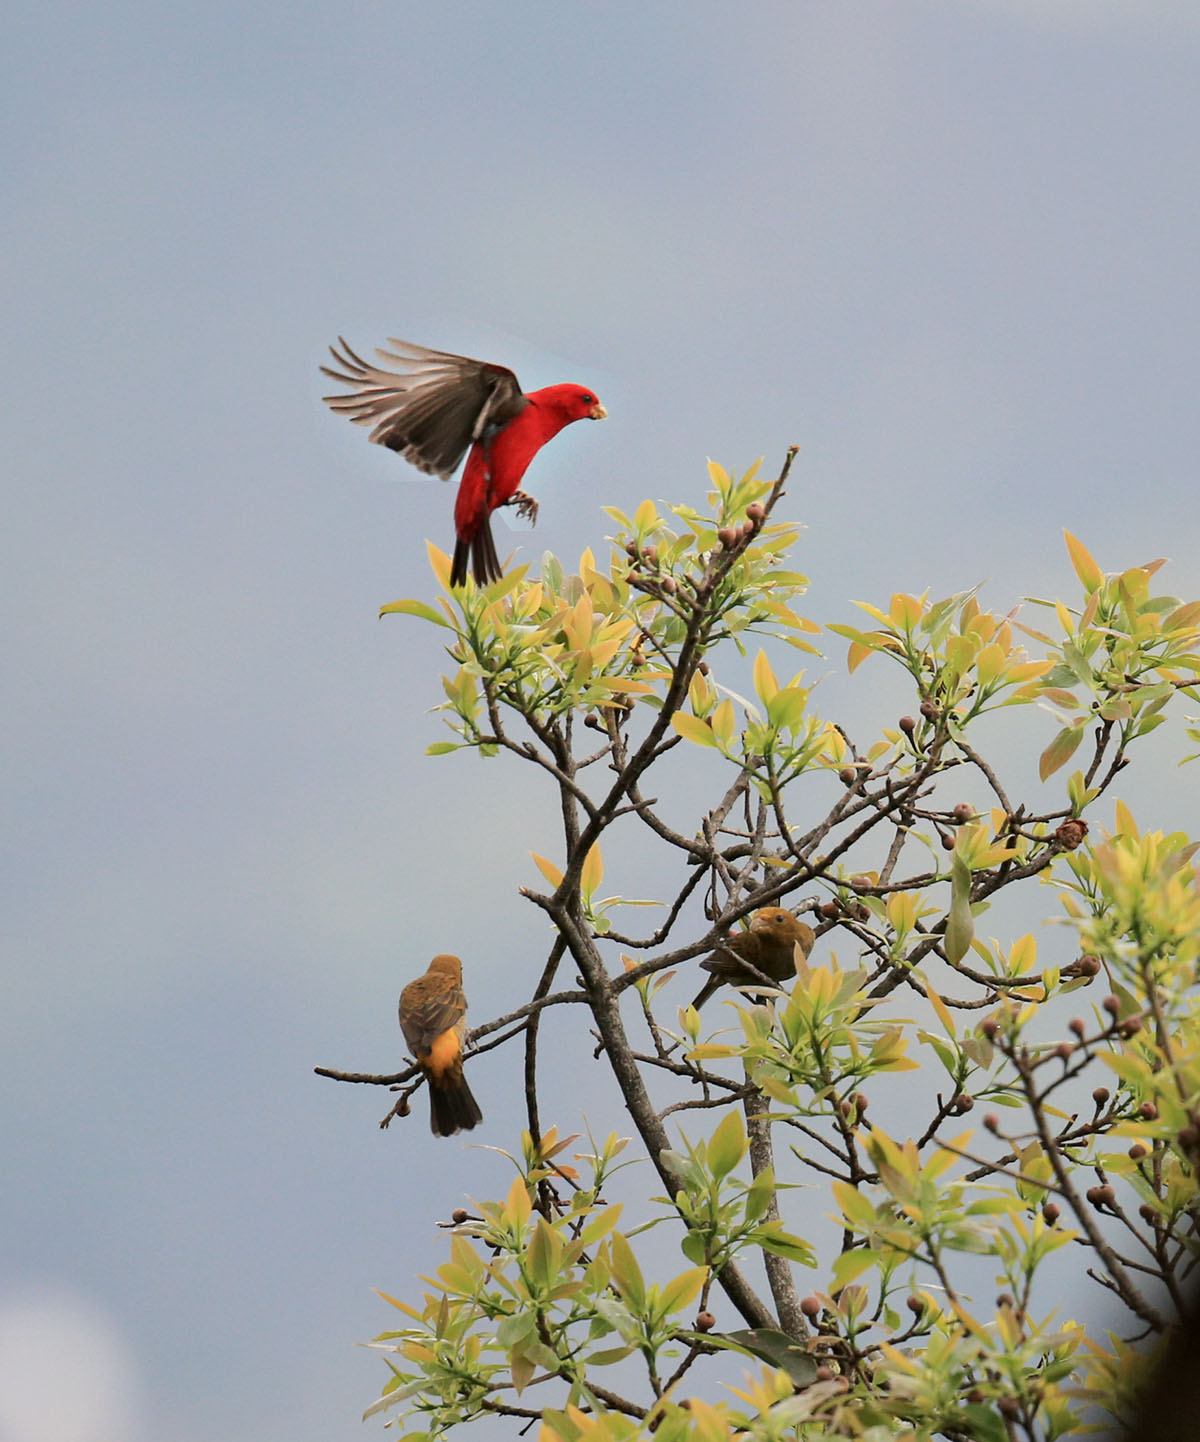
[
  {"left": 690, "top": 908, "right": 815, "bottom": 1010},
  {"left": 398, "top": 954, "right": 482, "bottom": 1137}
]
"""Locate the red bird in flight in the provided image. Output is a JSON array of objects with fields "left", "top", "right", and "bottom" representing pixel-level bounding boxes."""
[{"left": 321, "top": 337, "right": 606, "bottom": 587}]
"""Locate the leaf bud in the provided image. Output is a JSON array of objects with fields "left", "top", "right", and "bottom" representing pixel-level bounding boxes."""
[{"left": 1053, "top": 818, "right": 1089, "bottom": 851}]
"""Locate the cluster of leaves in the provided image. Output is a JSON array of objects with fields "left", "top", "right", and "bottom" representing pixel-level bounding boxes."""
[{"left": 340, "top": 463, "right": 1200, "bottom": 1440}]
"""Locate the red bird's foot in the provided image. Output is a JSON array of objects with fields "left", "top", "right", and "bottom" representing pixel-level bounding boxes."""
[{"left": 509, "top": 490, "right": 539, "bottom": 526}]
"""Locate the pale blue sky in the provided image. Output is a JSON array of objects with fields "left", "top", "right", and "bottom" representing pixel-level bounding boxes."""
[{"left": 3, "top": 4, "right": 1200, "bottom": 1438}]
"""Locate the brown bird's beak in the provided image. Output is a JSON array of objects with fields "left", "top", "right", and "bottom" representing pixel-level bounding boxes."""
[{"left": 589, "top": 401, "right": 608, "bottom": 420}]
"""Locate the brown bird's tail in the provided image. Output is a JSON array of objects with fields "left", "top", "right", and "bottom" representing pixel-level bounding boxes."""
[
  {"left": 450, "top": 521, "right": 502, "bottom": 588},
  {"left": 689, "top": 974, "right": 726, "bottom": 1011},
  {"left": 428, "top": 1060, "right": 483, "bottom": 1137}
]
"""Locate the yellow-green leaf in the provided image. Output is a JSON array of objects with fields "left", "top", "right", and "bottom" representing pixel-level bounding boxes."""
[
  {"left": 1039, "top": 723, "right": 1085, "bottom": 781},
  {"left": 671, "top": 712, "right": 718, "bottom": 748},
  {"left": 580, "top": 842, "right": 604, "bottom": 898},
  {"left": 531, "top": 853, "right": 564, "bottom": 888},
  {"left": 1064, "top": 530, "right": 1105, "bottom": 593}
]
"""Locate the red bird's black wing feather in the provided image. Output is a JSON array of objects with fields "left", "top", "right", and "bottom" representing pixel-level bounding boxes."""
[{"left": 321, "top": 337, "right": 527, "bottom": 478}]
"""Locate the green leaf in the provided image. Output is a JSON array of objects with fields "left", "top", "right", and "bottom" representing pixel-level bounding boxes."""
[
  {"left": 710, "top": 1328, "right": 819, "bottom": 1388},
  {"left": 379, "top": 597, "right": 452, "bottom": 626},
  {"left": 831, "top": 1246, "right": 881, "bottom": 1288},
  {"left": 944, "top": 846, "right": 974, "bottom": 963},
  {"left": 607, "top": 1232, "right": 646, "bottom": 1312},
  {"left": 706, "top": 1108, "right": 747, "bottom": 1181},
  {"left": 657, "top": 1266, "right": 707, "bottom": 1316}
]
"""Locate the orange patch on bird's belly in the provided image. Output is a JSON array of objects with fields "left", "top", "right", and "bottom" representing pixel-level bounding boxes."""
[{"left": 425, "top": 1028, "right": 461, "bottom": 1078}]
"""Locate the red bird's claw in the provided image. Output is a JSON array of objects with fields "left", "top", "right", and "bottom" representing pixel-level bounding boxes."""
[{"left": 510, "top": 491, "right": 539, "bottom": 525}]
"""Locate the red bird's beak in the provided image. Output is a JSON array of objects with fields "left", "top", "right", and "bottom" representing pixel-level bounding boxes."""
[{"left": 589, "top": 401, "right": 608, "bottom": 420}]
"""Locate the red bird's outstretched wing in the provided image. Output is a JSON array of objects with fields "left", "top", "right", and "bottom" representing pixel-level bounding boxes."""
[{"left": 321, "top": 337, "right": 527, "bottom": 478}]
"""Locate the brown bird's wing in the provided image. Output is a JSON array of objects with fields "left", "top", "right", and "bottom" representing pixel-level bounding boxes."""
[
  {"left": 321, "top": 337, "right": 527, "bottom": 477},
  {"left": 399, "top": 977, "right": 467, "bottom": 1060}
]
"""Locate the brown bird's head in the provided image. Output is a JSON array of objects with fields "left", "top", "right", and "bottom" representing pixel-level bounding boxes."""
[
  {"left": 427, "top": 954, "right": 463, "bottom": 983},
  {"left": 749, "top": 908, "right": 815, "bottom": 954}
]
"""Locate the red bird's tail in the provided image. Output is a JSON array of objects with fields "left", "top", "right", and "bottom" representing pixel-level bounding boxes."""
[{"left": 451, "top": 521, "right": 503, "bottom": 589}]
